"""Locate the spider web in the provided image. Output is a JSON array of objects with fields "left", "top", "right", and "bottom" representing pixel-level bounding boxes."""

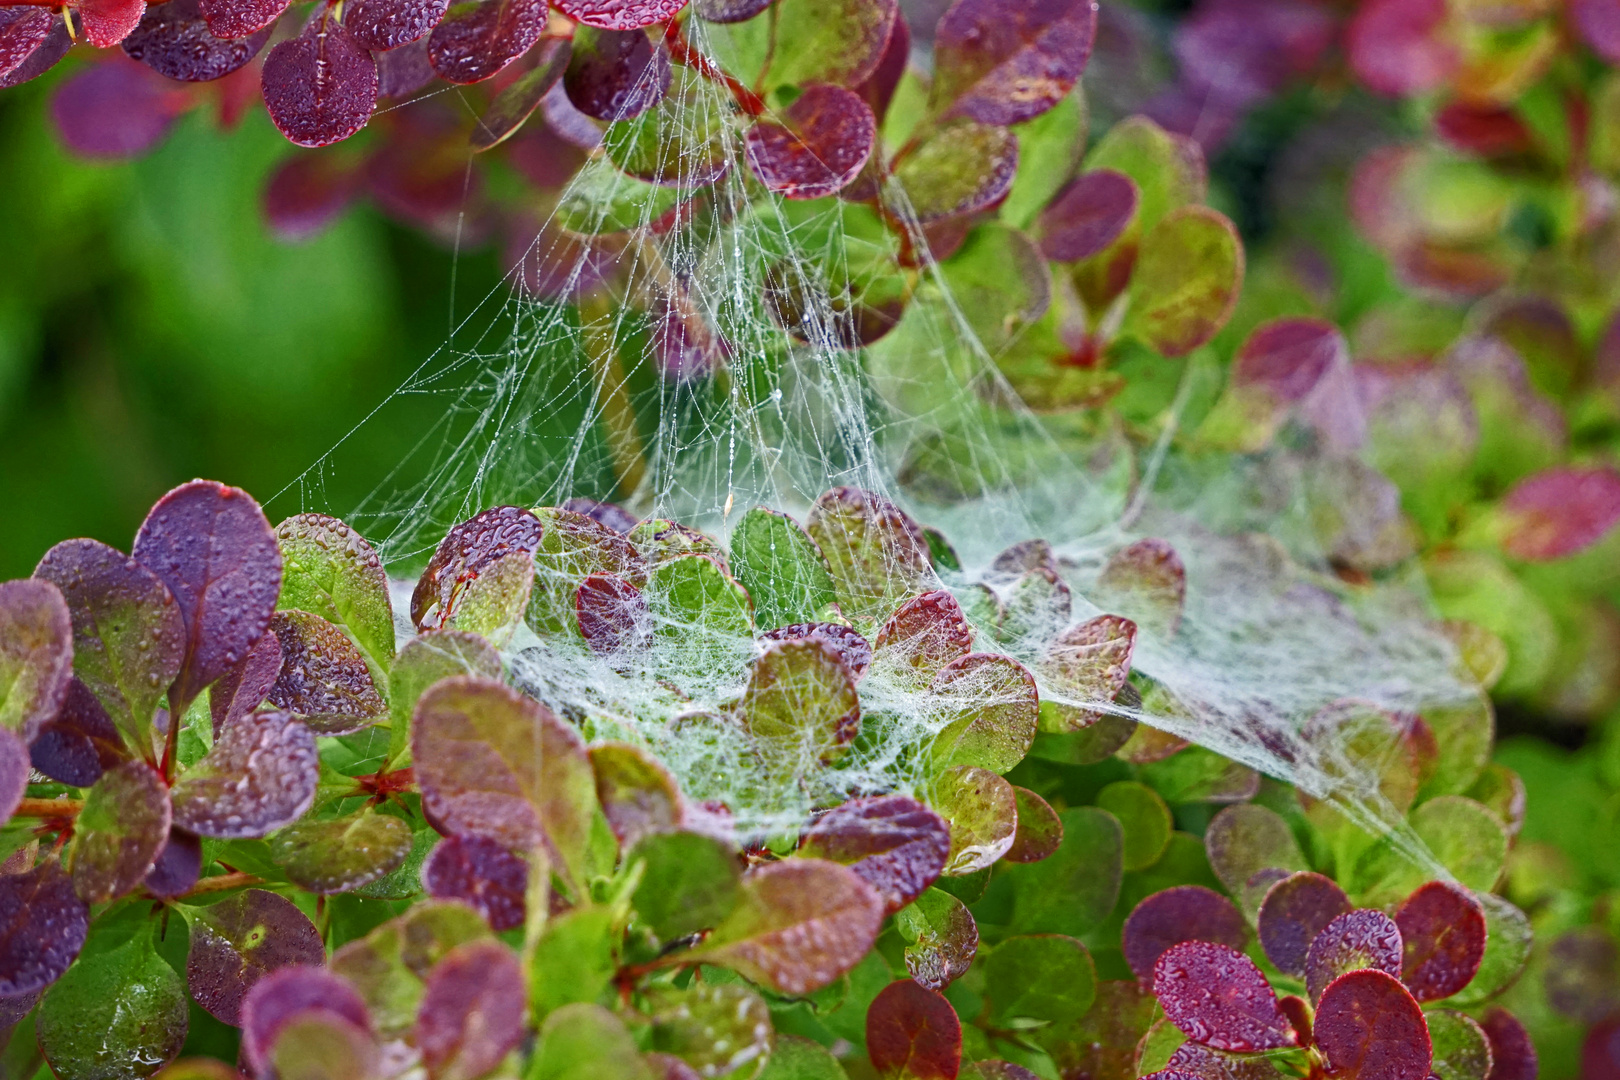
[{"left": 286, "top": 16, "right": 1473, "bottom": 873}]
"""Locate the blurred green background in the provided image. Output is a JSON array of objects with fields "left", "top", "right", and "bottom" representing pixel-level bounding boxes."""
[{"left": 0, "top": 77, "right": 503, "bottom": 578}]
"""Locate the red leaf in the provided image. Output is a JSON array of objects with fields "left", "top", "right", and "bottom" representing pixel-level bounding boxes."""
[
  {"left": 799, "top": 795, "right": 951, "bottom": 914},
  {"left": 346, "top": 0, "right": 451, "bottom": 52},
  {"left": 1498, "top": 466, "right": 1620, "bottom": 561},
  {"left": 1481, "top": 1008, "right": 1537, "bottom": 1080},
  {"left": 551, "top": 0, "right": 687, "bottom": 31},
  {"left": 873, "top": 589, "right": 973, "bottom": 685},
  {"left": 50, "top": 59, "right": 182, "bottom": 160},
  {"left": 411, "top": 505, "right": 543, "bottom": 629},
  {"left": 1314, "top": 970, "right": 1431, "bottom": 1080},
  {"left": 1234, "top": 317, "right": 1345, "bottom": 403},
  {"left": 1256, "top": 871, "right": 1350, "bottom": 979},
  {"left": 1004, "top": 786, "right": 1063, "bottom": 863},
  {"left": 1434, "top": 102, "right": 1532, "bottom": 158},
  {"left": 575, "top": 573, "right": 651, "bottom": 657},
  {"left": 123, "top": 0, "right": 271, "bottom": 82},
  {"left": 866, "top": 979, "right": 962, "bottom": 1080},
  {"left": 1124, "top": 886, "right": 1248, "bottom": 986},
  {"left": 74, "top": 0, "right": 147, "bottom": 48},
  {"left": 262, "top": 13, "right": 380, "bottom": 147},
  {"left": 853, "top": 8, "right": 908, "bottom": 122},
  {"left": 264, "top": 150, "right": 362, "bottom": 241},
  {"left": 427, "top": 0, "right": 547, "bottom": 84},
  {"left": 932, "top": 0, "right": 1097, "bottom": 126},
  {"left": 1153, "top": 940, "right": 1294, "bottom": 1053},
  {"left": 1038, "top": 170, "right": 1138, "bottom": 263},
  {"left": 745, "top": 83, "right": 877, "bottom": 200},
  {"left": 759, "top": 623, "right": 873, "bottom": 680},
  {"left": 201, "top": 0, "right": 289, "bottom": 41},
  {"left": 378, "top": 35, "right": 435, "bottom": 96},
  {"left": 1346, "top": 0, "right": 1455, "bottom": 98},
  {"left": 186, "top": 888, "right": 325, "bottom": 1026},
  {"left": 423, "top": 834, "right": 529, "bottom": 931},
  {"left": 416, "top": 940, "right": 527, "bottom": 1080},
  {"left": 1393, "top": 881, "right": 1485, "bottom": 1003},
  {"left": 0, "top": 8, "right": 54, "bottom": 80},
  {"left": 1304, "top": 909, "right": 1403, "bottom": 1006},
  {"left": 562, "top": 25, "right": 669, "bottom": 121},
  {"left": 0, "top": 14, "right": 68, "bottom": 88}
]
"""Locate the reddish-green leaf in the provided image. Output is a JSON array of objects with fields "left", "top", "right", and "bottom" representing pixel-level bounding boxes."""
[
  {"left": 762, "top": 0, "right": 897, "bottom": 90},
  {"left": 1095, "top": 539, "right": 1185, "bottom": 639},
  {"left": 412, "top": 675, "right": 597, "bottom": 888},
  {"left": 185, "top": 889, "right": 325, "bottom": 1026},
  {"left": 799, "top": 794, "right": 951, "bottom": 913},
  {"left": 1038, "top": 169, "right": 1137, "bottom": 263},
  {"left": 929, "top": 653, "right": 1038, "bottom": 773},
  {"left": 646, "top": 982, "right": 772, "bottom": 1077},
  {"left": 1153, "top": 941, "right": 1294, "bottom": 1052},
  {"left": 893, "top": 120, "right": 1019, "bottom": 223},
  {"left": 26, "top": 677, "right": 126, "bottom": 787},
  {"left": 169, "top": 709, "right": 319, "bottom": 839},
  {"left": 873, "top": 590, "right": 974, "bottom": 687},
  {"left": 1040, "top": 614, "right": 1136, "bottom": 724},
  {"left": 1004, "top": 786, "right": 1062, "bottom": 863},
  {"left": 1203, "top": 804, "right": 1307, "bottom": 899},
  {"left": 35, "top": 539, "right": 183, "bottom": 754},
  {"left": 1123, "top": 885, "right": 1247, "bottom": 985},
  {"left": 239, "top": 966, "right": 373, "bottom": 1075},
  {"left": 472, "top": 37, "right": 573, "bottom": 150},
  {"left": 423, "top": 834, "right": 529, "bottom": 932},
  {"left": 690, "top": 858, "right": 883, "bottom": 994},
  {"left": 1426, "top": 1009, "right": 1492, "bottom": 1080},
  {"left": 552, "top": 0, "right": 686, "bottom": 30},
  {"left": 806, "top": 488, "right": 933, "bottom": 623},
  {"left": 576, "top": 574, "right": 651, "bottom": 658},
  {"left": 413, "top": 506, "right": 543, "bottom": 630},
  {"left": 274, "top": 513, "right": 396, "bottom": 672},
  {"left": 590, "top": 740, "right": 682, "bottom": 847},
  {"left": 742, "top": 638, "right": 861, "bottom": 772},
  {"left": 1496, "top": 467, "right": 1620, "bottom": 561},
  {"left": 867, "top": 979, "right": 961, "bottom": 1080},
  {"left": 329, "top": 902, "right": 492, "bottom": 1038},
  {"left": 1305, "top": 909, "right": 1403, "bottom": 1005},
  {"left": 427, "top": 0, "right": 548, "bottom": 83},
  {"left": 272, "top": 806, "right": 414, "bottom": 894},
  {"left": 531, "top": 506, "right": 644, "bottom": 634},
  {"left": 209, "top": 630, "right": 282, "bottom": 738},
  {"left": 932, "top": 0, "right": 1096, "bottom": 125},
  {"left": 1257, "top": 872, "right": 1351, "bottom": 978},
  {"left": 0, "top": 862, "right": 88, "bottom": 997},
  {"left": 67, "top": 759, "right": 170, "bottom": 904},
  {"left": 1393, "top": 881, "right": 1485, "bottom": 1003},
  {"left": 896, "top": 887, "right": 978, "bottom": 991},
  {"left": 388, "top": 629, "right": 503, "bottom": 755},
  {"left": 1124, "top": 206, "right": 1243, "bottom": 358},
  {"left": 760, "top": 623, "right": 872, "bottom": 679},
  {"left": 746, "top": 84, "right": 876, "bottom": 199},
  {"left": 1314, "top": 970, "right": 1432, "bottom": 1080},
  {"left": 930, "top": 764, "right": 1018, "bottom": 874},
  {"left": 0, "top": 578, "right": 72, "bottom": 743},
  {"left": 132, "top": 480, "right": 283, "bottom": 712},
  {"left": 264, "top": 610, "right": 387, "bottom": 736},
  {"left": 416, "top": 940, "right": 526, "bottom": 1080}
]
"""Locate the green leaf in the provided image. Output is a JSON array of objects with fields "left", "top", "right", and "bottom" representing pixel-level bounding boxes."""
[
  {"left": 688, "top": 859, "right": 884, "bottom": 995},
  {"left": 646, "top": 981, "right": 773, "bottom": 1077},
  {"left": 895, "top": 887, "right": 978, "bottom": 990},
  {"left": 1350, "top": 796, "right": 1509, "bottom": 903},
  {"left": 447, "top": 550, "right": 536, "bottom": 648},
  {"left": 937, "top": 223, "right": 1053, "bottom": 355},
  {"left": 37, "top": 925, "right": 187, "bottom": 1080},
  {"left": 387, "top": 630, "right": 503, "bottom": 765},
  {"left": 805, "top": 488, "right": 933, "bottom": 624},
  {"left": 1416, "top": 694, "right": 1494, "bottom": 801},
  {"left": 528, "top": 1003, "right": 655, "bottom": 1080},
  {"left": 528, "top": 507, "right": 643, "bottom": 636},
  {"left": 330, "top": 901, "right": 492, "bottom": 1038},
  {"left": 67, "top": 759, "right": 170, "bottom": 904},
  {"left": 604, "top": 69, "right": 728, "bottom": 189},
  {"left": 590, "top": 741, "right": 682, "bottom": 848},
  {"left": 267, "top": 1012, "right": 377, "bottom": 1080},
  {"left": 0, "top": 578, "right": 73, "bottom": 742},
  {"left": 760, "top": 1034, "right": 849, "bottom": 1080},
  {"left": 648, "top": 554, "right": 755, "bottom": 685},
  {"left": 982, "top": 934, "right": 1096, "bottom": 1026},
  {"left": 556, "top": 158, "right": 681, "bottom": 236},
  {"left": 1138, "top": 744, "right": 1259, "bottom": 804},
  {"left": 275, "top": 513, "right": 396, "bottom": 675},
  {"left": 929, "top": 654, "right": 1039, "bottom": 775},
  {"left": 728, "top": 508, "right": 838, "bottom": 630},
  {"left": 1000, "top": 88, "right": 1087, "bottom": 230},
  {"left": 629, "top": 829, "right": 741, "bottom": 942},
  {"left": 1202, "top": 803, "right": 1307, "bottom": 897},
  {"left": 1426, "top": 1010, "right": 1492, "bottom": 1080},
  {"left": 270, "top": 805, "right": 414, "bottom": 894},
  {"left": 743, "top": 638, "right": 861, "bottom": 773},
  {"left": 529, "top": 904, "right": 618, "bottom": 1019},
  {"left": 892, "top": 120, "right": 1019, "bottom": 223},
  {"left": 1002, "top": 807, "right": 1122, "bottom": 937},
  {"left": 762, "top": 0, "right": 897, "bottom": 91},
  {"left": 1083, "top": 116, "right": 1204, "bottom": 236},
  {"left": 930, "top": 765, "right": 1018, "bottom": 874},
  {"left": 1123, "top": 206, "right": 1243, "bottom": 358},
  {"left": 1095, "top": 781, "right": 1172, "bottom": 873}
]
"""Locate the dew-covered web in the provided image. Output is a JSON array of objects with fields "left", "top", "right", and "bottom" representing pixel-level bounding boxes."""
[{"left": 286, "top": 12, "right": 1472, "bottom": 870}]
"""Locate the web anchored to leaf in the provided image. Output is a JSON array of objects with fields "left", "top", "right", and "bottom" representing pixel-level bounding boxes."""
[{"left": 282, "top": 0, "right": 1477, "bottom": 862}]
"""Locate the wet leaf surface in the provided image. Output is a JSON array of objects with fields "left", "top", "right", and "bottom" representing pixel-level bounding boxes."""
[
  {"left": 38, "top": 927, "right": 187, "bottom": 1080},
  {"left": 1203, "top": 804, "right": 1307, "bottom": 898},
  {"left": 1426, "top": 1009, "right": 1492, "bottom": 1080},
  {"left": 1041, "top": 614, "right": 1137, "bottom": 712},
  {"left": 729, "top": 508, "right": 839, "bottom": 631},
  {"left": 759, "top": 623, "right": 872, "bottom": 680},
  {"left": 471, "top": 37, "right": 572, "bottom": 150},
  {"left": 169, "top": 709, "right": 319, "bottom": 839},
  {"left": 239, "top": 965, "right": 373, "bottom": 1075},
  {"left": 1304, "top": 909, "right": 1404, "bottom": 1005},
  {"left": 552, "top": 0, "right": 687, "bottom": 30},
  {"left": 799, "top": 794, "right": 951, "bottom": 913},
  {"left": 866, "top": 978, "right": 961, "bottom": 1080},
  {"left": 422, "top": 833, "right": 529, "bottom": 932},
  {"left": 185, "top": 888, "right": 325, "bottom": 1026},
  {"left": 28, "top": 677, "right": 127, "bottom": 787},
  {"left": 1393, "top": 881, "right": 1486, "bottom": 1003},
  {"left": 575, "top": 574, "right": 651, "bottom": 659},
  {"left": 209, "top": 630, "right": 282, "bottom": 739},
  {"left": 122, "top": 0, "right": 270, "bottom": 81},
  {"left": 265, "top": 610, "right": 387, "bottom": 735},
  {"left": 873, "top": 590, "right": 974, "bottom": 687},
  {"left": 329, "top": 901, "right": 491, "bottom": 1037},
  {"left": 200, "top": 0, "right": 287, "bottom": 39},
  {"left": 0, "top": 578, "right": 73, "bottom": 743},
  {"left": 930, "top": 764, "right": 1018, "bottom": 874},
  {"left": 1095, "top": 539, "right": 1186, "bottom": 639},
  {"left": 1124, "top": 885, "right": 1248, "bottom": 985},
  {"left": 1153, "top": 940, "right": 1293, "bottom": 1052},
  {"left": 806, "top": 488, "right": 933, "bottom": 623},
  {"left": 272, "top": 806, "right": 415, "bottom": 893},
  {"left": 345, "top": 0, "right": 451, "bottom": 51},
  {"left": 764, "top": 0, "right": 897, "bottom": 90},
  {"left": 1004, "top": 785, "right": 1063, "bottom": 863},
  {"left": 563, "top": 25, "right": 670, "bottom": 121},
  {"left": 1313, "top": 969, "right": 1432, "bottom": 1080},
  {"left": 67, "top": 759, "right": 170, "bottom": 904},
  {"left": 412, "top": 506, "right": 543, "bottom": 631},
  {"left": 742, "top": 638, "right": 861, "bottom": 773},
  {"left": 645, "top": 981, "right": 773, "bottom": 1078},
  {"left": 928, "top": 652, "right": 1038, "bottom": 774},
  {"left": 0, "top": 9, "right": 53, "bottom": 80},
  {"left": 417, "top": 939, "right": 527, "bottom": 1080},
  {"left": 427, "top": 0, "right": 549, "bottom": 84},
  {"left": 746, "top": 84, "right": 876, "bottom": 200},
  {"left": 932, "top": 0, "right": 1097, "bottom": 125},
  {"left": 0, "top": 862, "right": 88, "bottom": 997},
  {"left": 896, "top": 887, "right": 977, "bottom": 990},
  {"left": 1256, "top": 871, "right": 1351, "bottom": 978},
  {"left": 143, "top": 827, "right": 202, "bottom": 898},
  {"left": 274, "top": 513, "right": 396, "bottom": 672}
]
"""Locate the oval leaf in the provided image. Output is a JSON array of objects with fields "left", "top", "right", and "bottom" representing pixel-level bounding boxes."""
[
  {"left": 1314, "top": 969, "right": 1432, "bottom": 1080},
  {"left": 1305, "top": 909, "right": 1404, "bottom": 1005},
  {"left": 68, "top": 759, "right": 170, "bottom": 904},
  {"left": 1393, "top": 881, "right": 1486, "bottom": 1003},
  {"left": 422, "top": 833, "right": 530, "bottom": 932},
  {"left": 746, "top": 83, "right": 876, "bottom": 200},
  {"left": 37, "top": 928, "right": 187, "bottom": 1080},
  {"left": 928, "top": 652, "right": 1038, "bottom": 774},
  {"left": 274, "top": 513, "right": 396, "bottom": 672},
  {"left": 272, "top": 806, "right": 414, "bottom": 894},
  {"left": 1124, "top": 206, "right": 1243, "bottom": 359},
  {"left": 742, "top": 638, "right": 861, "bottom": 772},
  {"left": 263, "top": 15, "right": 380, "bottom": 147},
  {"left": 932, "top": 0, "right": 1097, "bottom": 125},
  {"left": 562, "top": 24, "right": 670, "bottom": 121},
  {"left": 122, "top": 0, "right": 271, "bottom": 81},
  {"left": 893, "top": 119, "right": 1019, "bottom": 223},
  {"left": 1153, "top": 940, "right": 1293, "bottom": 1052},
  {"left": 799, "top": 794, "right": 950, "bottom": 914},
  {"left": 0, "top": 862, "right": 89, "bottom": 997},
  {"left": 0, "top": 578, "right": 73, "bottom": 743},
  {"left": 728, "top": 508, "right": 839, "bottom": 631},
  {"left": 239, "top": 966, "right": 373, "bottom": 1075},
  {"left": 1038, "top": 169, "right": 1138, "bottom": 262},
  {"left": 866, "top": 979, "right": 962, "bottom": 1080},
  {"left": 427, "top": 0, "right": 548, "bottom": 85},
  {"left": 345, "top": 0, "right": 451, "bottom": 51},
  {"left": 1256, "top": 871, "right": 1351, "bottom": 979},
  {"left": 417, "top": 939, "right": 527, "bottom": 1080},
  {"left": 930, "top": 764, "right": 1018, "bottom": 874},
  {"left": 897, "top": 887, "right": 978, "bottom": 991},
  {"left": 805, "top": 487, "right": 933, "bottom": 622},
  {"left": 185, "top": 888, "right": 325, "bottom": 1026},
  {"left": 590, "top": 741, "right": 682, "bottom": 848},
  {"left": 265, "top": 610, "right": 387, "bottom": 735},
  {"left": 1124, "top": 885, "right": 1248, "bottom": 985},
  {"left": 169, "top": 709, "right": 319, "bottom": 839}
]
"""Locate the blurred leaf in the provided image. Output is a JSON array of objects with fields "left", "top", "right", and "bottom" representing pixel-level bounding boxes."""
[{"left": 1124, "top": 207, "right": 1243, "bottom": 359}]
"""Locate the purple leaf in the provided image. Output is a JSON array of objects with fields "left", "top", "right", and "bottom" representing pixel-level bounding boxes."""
[
  {"left": 575, "top": 574, "right": 651, "bottom": 658},
  {"left": 552, "top": 0, "right": 687, "bottom": 30},
  {"left": 0, "top": 862, "right": 88, "bottom": 997},
  {"left": 759, "top": 623, "right": 872, "bottom": 680},
  {"left": 1347, "top": 0, "right": 1456, "bottom": 98},
  {"left": 1481, "top": 1008, "right": 1536, "bottom": 1080},
  {"left": 1123, "top": 885, "right": 1248, "bottom": 985},
  {"left": 345, "top": 0, "right": 451, "bottom": 51},
  {"left": 427, "top": 0, "right": 548, "bottom": 84},
  {"left": 66, "top": 759, "right": 170, "bottom": 904},
  {"left": 131, "top": 480, "right": 283, "bottom": 712},
  {"left": 1393, "top": 881, "right": 1486, "bottom": 1003},
  {"left": 562, "top": 25, "right": 669, "bottom": 121},
  {"left": 416, "top": 940, "right": 526, "bottom": 1080},
  {"left": 590, "top": 741, "right": 682, "bottom": 848},
  {"left": 210, "top": 628, "right": 283, "bottom": 738},
  {"left": 201, "top": 0, "right": 288, "bottom": 40},
  {"left": 932, "top": 0, "right": 1097, "bottom": 125},
  {"left": 378, "top": 35, "right": 436, "bottom": 96},
  {"left": 28, "top": 677, "right": 127, "bottom": 787},
  {"left": 1038, "top": 169, "right": 1138, "bottom": 263},
  {"left": 186, "top": 889, "right": 325, "bottom": 1026},
  {"left": 853, "top": 8, "right": 908, "bottom": 122},
  {"left": 122, "top": 0, "right": 271, "bottom": 81},
  {"left": 691, "top": 0, "right": 767, "bottom": 21},
  {"left": 745, "top": 83, "right": 877, "bottom": 200},
  {"left": 1042, "top": 613, "right": 1137, "bottom": 706},
  {"left": 35, "top": 538, "right": 185, "bottom": 755},
  {"left": 1256, "top": 871, "right": 1351, "bottom": 978},
  {"left": 0, "top": 14, "right": 68, "bottom": 88},
  {"left": 1314, "top": 970, "right": 1432, "bottom": 1080},
  {"left": 798, "top": 795, "right": 951, "bottom": 914},
  {"left": 0, "top": 8, "right": 55, "bottom": 80},
  {"left": 470, "top": 36, "right": 571, "bottom": 150},
  {"left": 239, "top": 965, "right": 372, "bottom": 1075},
  {"left": 262, "top": 14, "right": 379, "bottom": 146},
  {"left": 867, "top": 979, "right": 962, "bottom": 1079},
  {"left": 143, "top": 828, "right": 202, "bottom": 898},
  {"left": 411, "top": 506, "right": 543, "bottom": 630},
  {"left": 264, "top": 610, "right": 387, "bottom": 735},
  {"left": 560, "top": 497, "right": 638, "bottom": 533},
  {"left": 0, "top": 728, "right": 26, "bottom": 824},
  {"left": 1152, "top": 940, "right": 1294, "bottom": 1053},
  {"left": 1305, "top": 909, "right": 1403, "bottom": 1005},
  {"left": 264, "top": 151, "right": 362, "bottom": 241},
  {"left": 0, "top": 578, "right": 72, "bottom": 744},
  {"left": 169, "top": 709, "right": 319, "bottom": 839},
  {"left": 1004, "top": 786, "right": 1062, "bottom": 863},
  {"left": 422, "top": 834, "right": 529, "bottom": 932}
]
